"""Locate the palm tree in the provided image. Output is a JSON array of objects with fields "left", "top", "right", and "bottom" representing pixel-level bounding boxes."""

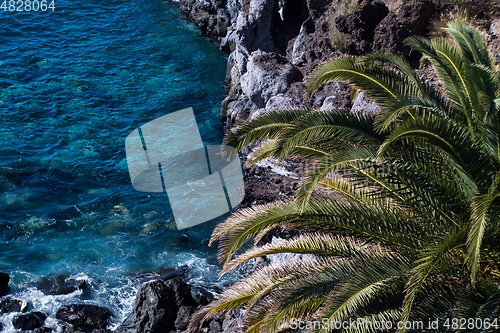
[{"left": 188, "top": 21, "right": 500, "bottom": 332}]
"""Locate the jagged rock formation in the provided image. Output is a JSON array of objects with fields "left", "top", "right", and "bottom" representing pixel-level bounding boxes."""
[
  {"left": 159, "top": 0, "right": 500, "bottom": 242},
  {"left": 170, "top": 0, "right": 457, "bottom": 129},
  {"left": 56, "top": 304, "right": 113, "bottom": 332}
]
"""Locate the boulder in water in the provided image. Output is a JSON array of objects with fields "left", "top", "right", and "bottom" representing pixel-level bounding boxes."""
[
  {"left": 56, "top": 304, "right": 113, "bottom": 329},
  {"left": 115, "top": 277, "right": 197, "bottom": 333},
  {"left": 0, "top": 296, "right": 29, "bottom": 313},
  {"left": 38, "top": 275, "right": 87, "bottom": 295},
  {"left": 61, "top": 326, "right": 109, "bottom": 333},
  {"left": 12, "top": 311, "right": 46, "bottom": 330},
  {"left": 0, "top": 272, "right": 9, "bottom": 295}
]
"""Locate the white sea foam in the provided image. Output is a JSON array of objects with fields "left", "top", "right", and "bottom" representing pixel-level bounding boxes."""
[{"left": 1, "top": 253, "right": 245, "bottom": 332}]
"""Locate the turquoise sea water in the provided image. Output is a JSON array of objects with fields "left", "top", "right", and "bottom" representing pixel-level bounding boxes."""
[{"left": 0, "top": 0, "right": 235, "bottom": 329}]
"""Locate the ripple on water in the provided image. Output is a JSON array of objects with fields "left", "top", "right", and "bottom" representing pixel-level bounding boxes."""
[{"left": 0, "top": 0, "right": 232, "bottom": 330}]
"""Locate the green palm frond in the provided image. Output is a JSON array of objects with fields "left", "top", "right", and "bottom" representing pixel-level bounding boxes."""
[
  {"left": 274, "top": 110, "right": 381, "bottom": 160},
  {"left": 223, "top": 109, "right": 309, "bottom": 157},
  {"left": 211, "top": 201, "right": 300, "bottom": 264},
  {"left": 318, "top": 255, "right": 409, "bottom": 333},
  {"left": 401, "top": 227, "right": 468, "bottom": 332},
  {"left": 444, "top": 21, "right": 492, "bottom": 68},
  {"left": 219, "top": 233, "right": 369, "bottom": 275},
  {"left": 295, "top": 147, "right": 378, "bottom": 212},
  {"left": 189, "top": 20, "right": 500, "bottom": 333},
  {"left": 468, "top": 173, "right": 500, "bottom": 282}
]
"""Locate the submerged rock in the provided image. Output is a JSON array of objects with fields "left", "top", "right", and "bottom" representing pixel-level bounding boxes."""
[
  {"left": 38, "top": 275, "right": 87, "bottom": 295},
  {"left": 0, "top": 272, "right": 9, "bottom": 295},
  {"left": 115, "top": 277, "right": 197, "bottom": 333},
  {"left": 12, "top": 312, "right": 46, "bottom": 330},
  {"left": 0, "top": 296, "right": 29, "bottom": 313},
  {"left": 56, "top": 304, "right": 113, "bottom": 330}
]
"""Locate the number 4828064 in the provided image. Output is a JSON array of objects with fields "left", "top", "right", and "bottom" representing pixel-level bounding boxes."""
[{"left": 1, "top": 0, "right": 55, "bottom": 11}]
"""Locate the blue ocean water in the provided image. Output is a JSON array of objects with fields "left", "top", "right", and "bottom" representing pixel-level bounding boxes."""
[{"left": 0, "top": 0, "right": 236, "bottom": 329}]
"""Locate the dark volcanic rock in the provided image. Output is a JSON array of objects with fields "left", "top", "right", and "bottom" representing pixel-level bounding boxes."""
[
  {"left": 0, "top": 296, "right": 29, "bottom": 313},
  {"left": 240, "top": 158, "right": 303, "bottom": 207},
  {"left": 191, "top": 286, "right": 215, "bottom": 306},
  {"left": 61, "top": 326, "right": 109, "bottom": 333},
  {"left": 115, "top": 277, "right": 197, "bottom": 333},
  {"left": 316, "top": 81, "right": 352, "bottom": 110},
  {"left": 257, "top": 225, "right": 300, "bottom": 246},
  {"left": 32, "top": 328, "right": 54, "bottom": 333},
  {"left": 306, "top": 0, "right": 330, "bottom": 18},
  {"left": 335, "top": 0, "right": 389, "bottom": 54},
  {"left": 289, "top": 15, "right": 336, "bottom": 70},
  {"left": 38, "top": 275, "right": 87, "bottom": 295},
  {"left": 236, "top": 0, "right": 277, "bottom": 53},
  {"left": 373, "top": 0, "right": 436, "bottom": 63},
  {"left": 12, "top": 312, "right": 46, "bottom": 330},
  {"left": 0, "top": 272, "right": 9, "bottom": 295},
  {"left": 56, "top": 304, "right": 112, "bottom": 329},
  {"left": 175, "top": 0, "right": 229, "bottom": 39},
  {"left": 132, "top": 265, "right": 188, "bottom": 285},
  {"left": 223, "top": 94, "right": 258, "bottom": 127},
  {"left": 174, "top": 305, "right": 197, "bottom": 331}
]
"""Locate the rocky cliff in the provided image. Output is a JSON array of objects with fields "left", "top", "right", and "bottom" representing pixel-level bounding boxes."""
[
  {"left": 167, "top": 0, "right": 500, "bottom": 209},
  {"left": 170, "top": 0, "right": 499, "bottom": 131}
]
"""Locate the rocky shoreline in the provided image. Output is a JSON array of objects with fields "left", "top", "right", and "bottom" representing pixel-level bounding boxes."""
[
  {"left": 165, "top": 0, "right": 500, "bottom": 331},
  {"left": 0, "top": 268, "right": 239, "bottom": 333},
  {"left": 171, "top": 0, "right": 500, "bottom": 127},
  {"left": 2, "top": 0, "right": 500, "bottom": 332},
  {"left": 169, "top": 0, "right": 500, "bottom": 210}
]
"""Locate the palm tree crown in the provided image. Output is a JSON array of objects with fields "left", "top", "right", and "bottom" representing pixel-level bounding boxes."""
[{"left": 189, "top": 21, "right": 500, "bottom": 333}]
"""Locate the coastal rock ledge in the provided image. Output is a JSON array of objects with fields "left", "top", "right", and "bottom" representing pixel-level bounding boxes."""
[
  {"left": 159, "top": 0, "right": 500, "bottom": 331},
  {"left": 56, "top": 304, "right": 113, "bottom": 332},
  {"left": 165, "top": 0, "right": 458, "bottom": 215},
  {"left": 115, "top": 274, "right": 238, "bottom": 333}
]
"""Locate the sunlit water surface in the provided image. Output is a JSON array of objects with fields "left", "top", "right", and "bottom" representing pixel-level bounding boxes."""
[{"left": 0, "top": 0, "right": 238, "bottom": 330}]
